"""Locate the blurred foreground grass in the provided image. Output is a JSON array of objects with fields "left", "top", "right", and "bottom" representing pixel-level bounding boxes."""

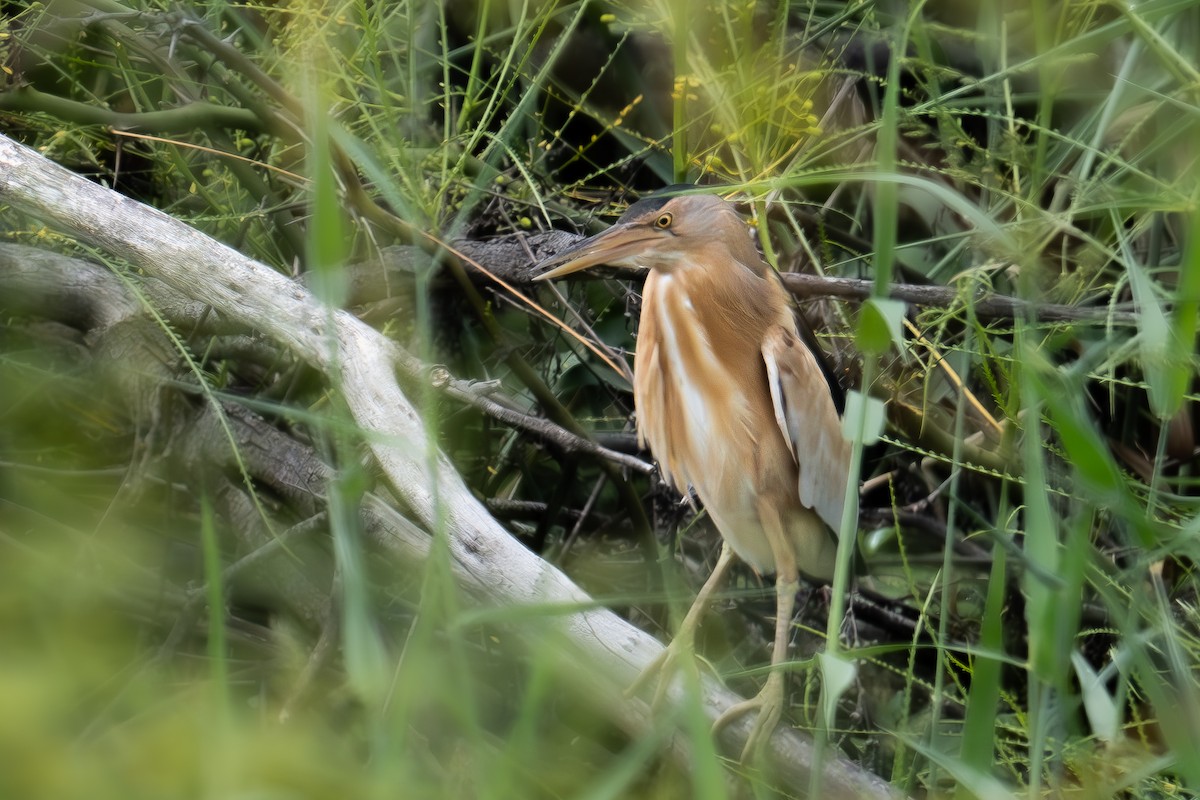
[
  {"left": 3, "top": 0, "right": 1200, "bottom": 797},
  {"left": 0, "top": 462, "right": 689, "bottom": 800}
]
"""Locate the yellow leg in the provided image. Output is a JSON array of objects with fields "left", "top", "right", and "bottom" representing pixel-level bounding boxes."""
[
  {"left": 627, "top": 542, "right": 737, "bottom": 709},
  {"left": 711, "top": 502, "right": 799, "bottom": 762}
]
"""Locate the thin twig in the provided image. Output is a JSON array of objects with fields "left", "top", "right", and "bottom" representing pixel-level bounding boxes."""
[
  {"left": 780, "top": 271, "right": 1138, "bottom": 325},
  {"left": 459, "top": 231, "right": 1137, "bottom": 325},
  {"left": 424, "top": 365, "right": 653, "bottom": 474}
]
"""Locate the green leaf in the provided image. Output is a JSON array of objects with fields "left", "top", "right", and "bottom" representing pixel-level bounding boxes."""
[
  {"left": 855, "top": 300, "right": 892, "bottom": 356},
  {"left": 199, "top": 494, "right": 229, "bottom": 716},
  {"left": 870, "top": 297, "right": 906, "bottom": 350},
  {"left": 961, "top": 546, "right": 1006, "bottom": 770},
  {"left": 1020, "top": 342, "right": 1062, "bottom": 682},
  {"left": 842, "top": 389, "right": 887, "bottom": 445},
  {"left": 307, "top": 80, "right": 348, "bottom": 307},
  {"left": 1127, "top": 259, "right": 1173, "bottom": 418},
  {"left": 1072, "top": 651, "right": 1119, "bottom": 743},
  {"left": 1166, "top": 201, "right": 1200, "bottom": 417},
  {"left": 818, "top": 651, "right": 856, "bottom": 728},
  {"left": 1042, "top": 388, "right": 1125, "bottom": 502},
  {"left": 897, "top": 732, "right": 1015, "bottom": 800},
  {"left": 871, "top": 32, "right": 902, "bottom": 294},
  {"left": 329, "top": 466, "right": 389, "bottom": 703}
]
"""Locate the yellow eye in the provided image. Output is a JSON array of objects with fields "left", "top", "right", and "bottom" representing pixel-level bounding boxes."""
[{"left": 654, "top": 212, "right": 673, "bottom": 229}]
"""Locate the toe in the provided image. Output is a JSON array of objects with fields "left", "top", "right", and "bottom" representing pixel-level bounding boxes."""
[{"left": 712, "top": 674, "right": 787, "bottom": 762}]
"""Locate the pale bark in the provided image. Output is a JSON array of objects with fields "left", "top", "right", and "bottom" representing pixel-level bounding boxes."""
[{"left": 0, "top": 133, "right": 906, "bottom": 800}]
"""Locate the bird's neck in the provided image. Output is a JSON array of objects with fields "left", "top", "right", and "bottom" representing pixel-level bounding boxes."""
[{"left": 644, "top": 253, "right": 787, "bottom": 340}]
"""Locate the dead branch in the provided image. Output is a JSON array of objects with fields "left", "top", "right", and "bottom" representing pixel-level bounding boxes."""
[
  {"left": 465, "top": 230, "right": 1137, "bottom": 325},
  {"left": 778, "top": 271, "right": 1138, "bottom": 325},
  {"left": 0, "top": 133, "right": 906, "bottom": 800},
  {"left": 0, "top": 242, "right": 651, "bottom": 476}
]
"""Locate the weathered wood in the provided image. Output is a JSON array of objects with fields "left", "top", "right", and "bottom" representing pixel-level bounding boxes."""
[
  {"left": 463, "top": 230, "right": 1137, "bottom": 325},
  {"left": 0, "top": 133, "right": 907, "bottom": 800}
]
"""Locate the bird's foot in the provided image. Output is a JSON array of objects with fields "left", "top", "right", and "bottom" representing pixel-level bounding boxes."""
[
  {"left": 711, "top": 670, "right": 786, "bottom": 763},
  {"left": 625, "top": 633, "right": 696, "bottom": 711}
]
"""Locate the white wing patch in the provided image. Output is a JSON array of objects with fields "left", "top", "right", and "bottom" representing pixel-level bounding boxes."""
[
  {"left": 762, "top": 325, "right": 851, "bottom": 533},
  {"left": 763, "top": 350, "right": 797, "bottom": 461}
]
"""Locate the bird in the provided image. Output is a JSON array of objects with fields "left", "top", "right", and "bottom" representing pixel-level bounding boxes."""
[{"left": 533, "top": 187, "right": 853, "bottom": 759}]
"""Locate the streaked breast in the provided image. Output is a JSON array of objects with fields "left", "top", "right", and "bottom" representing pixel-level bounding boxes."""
[{"left": 633, "top": 269, "right": 772, "bottom": 513}]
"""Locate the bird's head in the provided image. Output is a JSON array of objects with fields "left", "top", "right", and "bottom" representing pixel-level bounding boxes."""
[{"left": 533, "top": 189, "right": 752, "bottom": 280}]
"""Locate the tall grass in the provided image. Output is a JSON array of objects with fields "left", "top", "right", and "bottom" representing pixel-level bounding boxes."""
[{"left": 1, "top": 0, "right": 1198, "bottom": 798}]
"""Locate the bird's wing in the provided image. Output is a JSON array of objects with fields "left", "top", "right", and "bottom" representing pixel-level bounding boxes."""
[{"left": 762, "top": 324, "right": 852, "bottom": 533}]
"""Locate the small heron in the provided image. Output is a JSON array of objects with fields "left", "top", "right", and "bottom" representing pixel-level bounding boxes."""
[{"left": 535, "top": 188, "right": 853, "bottom": 758}]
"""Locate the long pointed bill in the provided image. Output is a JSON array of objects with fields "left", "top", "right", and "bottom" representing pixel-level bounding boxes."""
[{"left": 532, "top": 223, "right": 657, "bottom": 281}]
